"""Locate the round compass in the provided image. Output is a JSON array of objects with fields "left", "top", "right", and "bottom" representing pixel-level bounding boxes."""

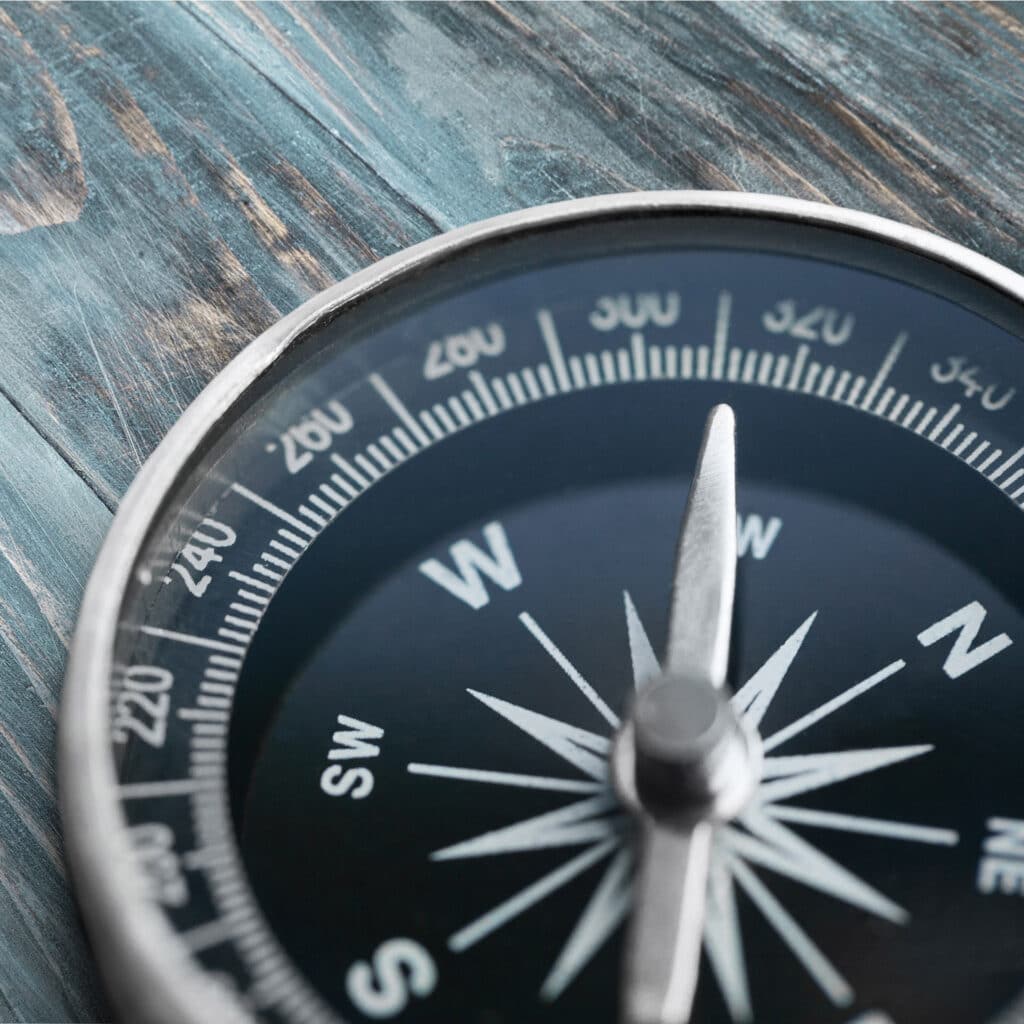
[{"left": 61, "top": 193, "right": 1024, "bottom": 1024}]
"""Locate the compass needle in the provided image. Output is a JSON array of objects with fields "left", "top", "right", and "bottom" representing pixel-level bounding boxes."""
[
  {"left": 664, "top": 404, "right": 738, "bottom": 689},
  {"left": 58, "top": 196, "right": 1024, "bottom": 1024},
  {"left": 614, "top": 405, "right": 759, "bottom": 1024}
]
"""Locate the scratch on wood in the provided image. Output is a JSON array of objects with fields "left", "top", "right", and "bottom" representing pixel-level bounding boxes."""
[
  {"left": 0, "top": 769, "right": 61, "bottom": 874},
  {"left": 221, "top": 1, "right": 366, "bottom": 142},
  {"left": 141, "top": 238, "right": 279, "bottom": 376},
  {"left": 0, "top": 833, "right": 75, "bottom": 1007},
  {"left": 0, "top": 523, "right": 71, "bottom": 655},
  {"left": 827, "top": 101, "right": 944, "bottom": 225},
  {"left": 270, "top": 158, "right": 378, "bottom": 264},
  {"left": 281, "top": 0, "right": 382, "bottom": 115},
  {"left": 0, "top": 609, "right": 57, "bottom": 720},
  {"left": 0, "top": 7, "right": 87, "bottom": 235},
  {"left": 0, "top": 720, "right": 54, "bottom": 804},
  {"left": 73, "top": 285, "right": 146, "bottom": 470},
  {"left": 485, "top": 0, "right": 620, "bottom": 121},
  {"left": 99, "top": 78, "right": 199, "bottom": 204},
  {"left": 200, "top": 143, "right": 334, "bottom": 292},
  {"left": 726, "top": 78, "right": 909, "bottom": 215},
  {"left": 102, "top": 80, "right": 170, "bottom": 157},
  {"left": 976, "top": 1, "right": 1024, "bottom": 46}
]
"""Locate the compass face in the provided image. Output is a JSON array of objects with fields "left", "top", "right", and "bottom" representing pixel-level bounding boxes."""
[{"left": 61, "top": 196, "right": 1024, "bottom": 1024}]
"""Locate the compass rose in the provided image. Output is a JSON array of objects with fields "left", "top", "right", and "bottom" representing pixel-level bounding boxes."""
[{"left": 407, "top": 595, "right": 959, "bottom": 1019}]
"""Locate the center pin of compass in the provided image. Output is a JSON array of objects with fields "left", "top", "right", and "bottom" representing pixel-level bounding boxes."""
[{"left": 622, "top": 675, "right": 760, "bottom": 826}]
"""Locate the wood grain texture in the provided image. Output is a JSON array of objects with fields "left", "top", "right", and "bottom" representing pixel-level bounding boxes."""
[{"left": 0, "top": 2, "right": 1021, "bottom": 1020}]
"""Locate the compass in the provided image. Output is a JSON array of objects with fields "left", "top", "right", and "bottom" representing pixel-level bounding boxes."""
[{"left": 60, "top": 192, "right": 1024, "bottom": 1024}]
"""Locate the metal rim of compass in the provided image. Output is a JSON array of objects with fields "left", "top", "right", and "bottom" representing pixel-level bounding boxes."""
[{"left": 58, "top": 190, "right": 1024, "bottom": 1024}]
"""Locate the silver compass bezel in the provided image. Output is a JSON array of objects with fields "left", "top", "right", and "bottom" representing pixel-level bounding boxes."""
[{"left": 59, "top": 191, "right": 1024, "bottom": 1024}]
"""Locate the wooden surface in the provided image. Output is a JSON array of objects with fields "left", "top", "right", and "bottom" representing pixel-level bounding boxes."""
[{"left": 1, "top": 2, "right": 1023, "bottom": 1020}]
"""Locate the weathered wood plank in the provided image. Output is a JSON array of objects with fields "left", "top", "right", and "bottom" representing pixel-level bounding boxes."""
[
  {"left": 191, "top": 2, "right": 1024, "bottom": 260},
  {"left": 0, "top": 8, "right": 86, "bottom": 235},
  {"left": 0, "top": 2, "right": 1022, "bottom": 1020},
  {"left": 0, "top": 393, "right": 110, "bottom": 1021},
  {"left": 0, "top": 0, "right": 438, "bottom": 506}
]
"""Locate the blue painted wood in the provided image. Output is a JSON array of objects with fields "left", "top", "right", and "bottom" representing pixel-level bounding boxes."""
[
  {"left": 0, "top": 397, "right": 110, "bottom": 1021},
  {"left": 0, "top": 2, "right": 1021, "bottom": 1019}
]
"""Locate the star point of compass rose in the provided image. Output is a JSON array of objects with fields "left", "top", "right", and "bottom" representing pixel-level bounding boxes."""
[{"left": 406, "top": 592, "right": 959, "bottom": 1018}]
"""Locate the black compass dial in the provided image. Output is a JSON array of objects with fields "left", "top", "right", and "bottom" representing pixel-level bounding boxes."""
[
  {"left": 73, "top": 202, "right": 1024, "bottom": 1024},
  {"left": 235, "top": 387, "right": 1024, "bottom": 1024}
]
